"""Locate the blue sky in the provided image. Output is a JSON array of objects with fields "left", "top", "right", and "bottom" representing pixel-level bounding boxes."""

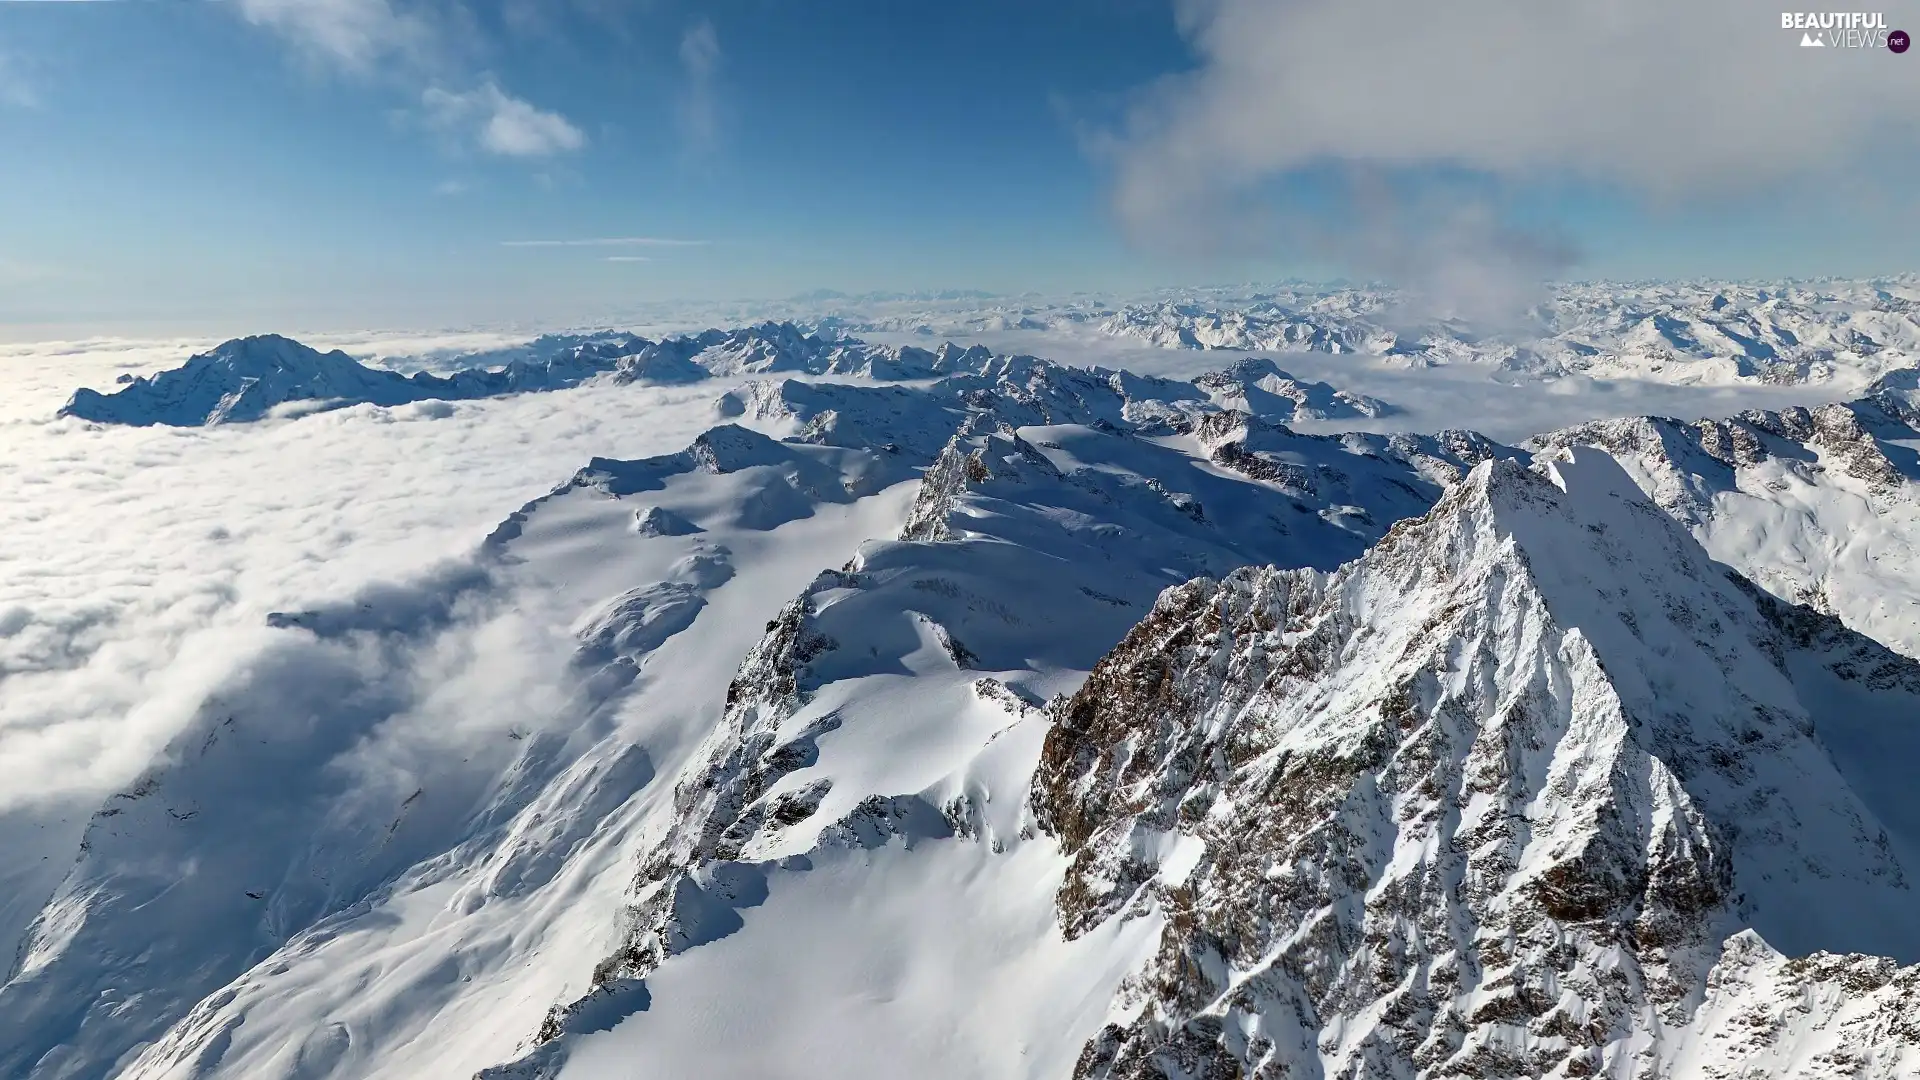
[{"left": 0, "top": 0, "right": 1916, "bottom": 332}]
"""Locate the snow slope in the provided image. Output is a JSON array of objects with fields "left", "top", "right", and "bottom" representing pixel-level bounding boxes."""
[
  {"left": 1529, "top": 371, "right": 1920, "bottom": 658},
  {"left": 485, "top": 411, "right": 1499, "bottom": 1078},
  {"left": 0, "top": 424, "right": 927, "bottom": 1080}
]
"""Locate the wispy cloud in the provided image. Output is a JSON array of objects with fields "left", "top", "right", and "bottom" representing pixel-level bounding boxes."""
[
  {"left": 232, "top": 0, "right": 585, "bottom": 159},
  {"left": 235, "top": 0, "right": 436, "bottom": 75},
  {"left": 603, "top": 255, "right": 651, "bottom": 263},
  {"left": 500, "top": 237, "right": 707, "bottom": 248},
  {"left": 0, "top": 51, "right": 38, "bottom": 110},
  {"left": 0, "top": 256, "right": 59, "bottom": 286},
  {"left": 423, "top": 82, "right": 585, "bottom": 157},
  {"left": 676, "top": 17, "right": 721, "bottom": 162}
]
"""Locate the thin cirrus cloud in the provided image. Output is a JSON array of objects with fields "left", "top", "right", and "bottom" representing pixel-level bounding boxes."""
[
  {"left": 0, "top": 52, "right": 36, "bottom": 110},
  {"left": 233, "top": 0, "right": 586, "bottom": 158},
  {"left": 675, "top": 18, "right": 721, "bottom": 161},
  {"left": 499, "top": 238, "right": 708, "bottom": 248}
]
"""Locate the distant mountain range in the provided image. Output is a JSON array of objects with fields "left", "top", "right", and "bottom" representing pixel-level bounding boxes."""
[
  {"left": 56, "top": 323, "right": 1396, "bottom": 428},
  {"left": 818, "top": 278, "right": 1920, "bottom": 388}
]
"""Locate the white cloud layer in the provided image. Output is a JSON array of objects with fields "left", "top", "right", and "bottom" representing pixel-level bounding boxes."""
[
  {"left": 1106, "top": 0, "right": 1920, "bottom": 319},
  {"left": 0, "top": 332, "right": 725, "bottom": 821}
]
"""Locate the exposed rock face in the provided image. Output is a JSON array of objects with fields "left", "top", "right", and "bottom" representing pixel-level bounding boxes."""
[
  {"left": 1032, "top": 450, "right": 1920, "bottom": 1080},
  {"left": 1532, "top": 400, "right": 1912, "bottom": 519},
  {"left": 612, "top": 582, "right": 844, "bottom": 974},
  {"left": 899, "top": 429, "right": 1041, "bottom": 543}
]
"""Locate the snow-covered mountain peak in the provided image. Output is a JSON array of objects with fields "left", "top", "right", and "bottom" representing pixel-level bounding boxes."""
[
  {"left": 58, "top": 334, "right": 381, "bottom": 425},
  {"left": 1866, "top": 366, "right": 1920, "bottom": 422},
  {"left": 1192, "top": 355, "right": 1395, "bottom": 420},
  {"left": 196, "top": 333, "right": 347, "bottom": 368},
  {"left": 1034, "top": 444, "right": 1920, "bottom": 1078},
  {"left": 1522, "top": 387, "right": 1920, "bottom": 662}
]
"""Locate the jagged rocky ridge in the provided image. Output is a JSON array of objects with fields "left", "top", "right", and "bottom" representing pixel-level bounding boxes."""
[
  {"left": 477, "top": 371, "right": 1503, "bottom": 1077},
  {"left": 1032, "top": 448, "right": 1920, "bottom": 1079}
]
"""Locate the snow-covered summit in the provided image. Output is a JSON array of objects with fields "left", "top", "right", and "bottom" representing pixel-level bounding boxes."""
[
  {"left": 1036, "top": 447, "right": 1920, "bottom": 1077},
  {"left": 55, "top": 331, "right": 657, "bottom": 426},
  {"left": 59, "top": 335, "right": 419, "bottom": 426},
  {"left": 6, "top": 348, "right": 1506, "bottom": 1079},
  {"left": 1192, "top": 356, "right": 1395, "bottom": 420}
]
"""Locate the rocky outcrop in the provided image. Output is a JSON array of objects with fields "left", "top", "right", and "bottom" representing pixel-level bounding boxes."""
[{"left": 1033, "top": 450, "right": 1920, "bottom": 1079}]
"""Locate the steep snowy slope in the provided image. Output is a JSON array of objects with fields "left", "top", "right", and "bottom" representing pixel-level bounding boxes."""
[
  {"left": 1529, "top": 373, "right": 1920, "bottom": 657},
  {"left": 20, "top": 308, "right": 1920, "bottom": 1080},
  {"left": 1035, "top": 449, "right": 1920, "bottom": 1078}
]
